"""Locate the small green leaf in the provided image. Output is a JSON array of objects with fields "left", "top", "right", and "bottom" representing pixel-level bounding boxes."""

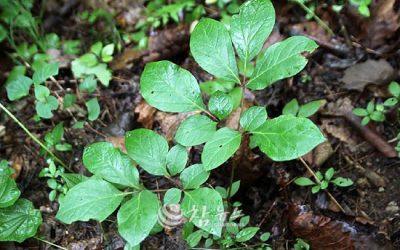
[
  {"left": 324, "top": 167, "right": 335, "bottom": 181},
  {"left": 353, "top": 108, "right": 368, "bottom": 117},
  {"left": 140, "top": 61, "right": 206, "bottom": 112},
  {"left": 72, "top": 121, "right": 85, "bottom": 129},
  {"left": 182, "top": 188, "right": 224, "bottom": 236},
  {"left": 251, "top": 115, "right": 325, "bottom": 161},
  {"left": 117, "top": 190, "right": 160, "bottom": 246},
  {"left": 101, "top": 44, "right": 115, "bottom": 62},
  {"left": 209, "top": 91, "right": 233, "bottom": 120},
  {"left": 63, "top": 94, "right": 76, "bottom": 108},
  {"left": 298, "top": 100, "right": 322, "bottom": 117},
  {"left": 0, "top": 167, "right": 20, "bottom": 208},
  {"left": 83, "top": 142, "right": 140, "bottom": 188},
  {"left": 164, "top": 188, "right": 182, "bottom": 205},
  {"left": 260, "top": 232, "right": 270, "bottom": 242},
  {"left": 63, "top": 40, "right": 81, "bottom": 55},
  {"left": 60, "top": 173, "right": 89, "bottom": 189},
  {"left": 389, "top": 81, "right": 400, "bottom": 98},
  {"left": 190, "top": 18, "right": 239, "bottom": 83},
  {"left": 79, "top": 75, "right": 97, "bottom": 93},
  {"left": 86, "top": 97, "right": 100, "bottom": 121},
  {"left": 0, "top": 199, "right": 42, "bottom": 243},
  {"left": 239, "top": 216, "right": 250, "bottom": 227},
  {"left": 175, "top": 115, "right": 217, "bottom": 146},
  {"left": 125, "top": 129, "right": 169, "bottom": 176},
  {"left": 200, "top": 80, "right": 234, "bottom": 95},
  {"left": 180, "top": 164, "right": 210, "bottom": 189},
  {"left": 186, "top": 230, "right": 203, "bottom": 247},
  {"left": 228, "top": 87, "right": 243, "bottom": 110},
  {"left": 236, "top": 227, "right": 259, "bottom": 242},
  {"left": 370, "top": 111, "right": 385, "bottom": 122},
  {"left": 55, "top": 143, "right": 72, "bottom": 151},
  {"left": 79, "top": 53, "right": 98, "bottom": 67},
  {"left": 202, "top": 127, "right": 241, "bottom": 171},
  {"left": 34, "top": 85, "right": 50, "bottom": 102},
  {"left": 294, "top": 177, "right": 315, "bottom": 186},
  {"left": 240, "top": 106, "right": 268, "bottom": 131},
  {"left": 320, "top": 180, "right": 329, "bottom": 189},
  {"left": 6, "top": 76, "right": 33, "bottom": 101},
  {"left": 56, "top": 179, "right": 125, "bottom": 223},
  {"left": 32, "top": 63, "right": 59, "bottom": 85},
  {"left": 230, "top": 0, "right": 275, "bottom": 62},
  {"left": 167, "top": 144, "right": 188, "bottom": 176},
  {"left": 229, "top": 180, "right": 241, "bottom": 198},
  {"left": 331, "top": 177, "right": 353, "bottom": 187},
  {"left": 311, "top": 185, "right": 321, "bottom": 194},
  {"left": 36, "top": 96, "right": 59, "bottom": 119},
  {"left": 90, "top": 41, "right": 103, "bottom": 56},
  {"left": 384, "top": 97, "right": 398, "bottom": 107},
  {"left": 282, "top": 99, "right": 299, "bottom": 116},
  {"left": 0, "top": 24, "right": 6, "bottom": 42},
  {"left": 366, "top": 101, "right": 375, "bottom": 113},
  {"left": 361, "top": 116, "right": 370, "bottom": 126},
  {"left": 71, "top": 60, "right": 111, "bottom": 87},
  {"left": 247, "top": 36, "right": 318, "bottom": 90}
]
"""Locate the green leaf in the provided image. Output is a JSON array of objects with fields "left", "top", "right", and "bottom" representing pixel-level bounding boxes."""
[
  {"left": 63, "top": 93, "right": 76, "bottom": 108},
  {"left": 56, "top": 179, "right": 125, "bottom": 223},
  {"left": 175, "top": 115, "right": 217, "bottom": 146},
  {"left": 229, "top": 180, "right": 241, "bottom": 198},
  {"left": 63, "top": 40, "right": 81, "bottom": 55},
  {"left": 298, "top": 100, "right": 322, "bottom": 117},
  {"left": 45, "top": 33, "right": 60, "bottom": 48},
  {"left": 240, "top": 106, "right": 268, "bottom": 131},
  {"left": 353, "top": 108, "right": 368, "bottom": 117},
  {"left": 55, "top": 143, "right": 72, "bottom": 151},
  {"left": 34, "top": 84, "right": 50, "bottom": 102},
  {"left": 86, "top": 97, "right": 100, "bottom": 121},
  {"left": 200, "top": 80, "right": 235, "bottom": 95},
  {"left": 182, "top": 187, "right": 224, "bottom": 236},
  {"left": 239, "top": 216, "right": 250, "bottom": 227},
  {"left": 260, "top": 232, "right": 270, "bottom": 242},
  {"left": 72, "top": 121, "right": 85, "bottom": 129},
  {"left": 36, "top": 96, "right": 59, "bottom": 119},
  {"left": 230, "top": 0, "right": 275, "bottom": 62},
  {"left": 228, "top": 87, "right": 243, "bottom": 110},
  {"left": 389, "top": 81, "right": 400, "bottom": 98},
  {"left": 0, "top": 167, "right": 20, "bottom": 208},
  {"left": 125, "top": 129, "right": 169, "bottom": 176},
  {"left": 311, "top": 185, "right": 321, "bottom": 194},
  {"left": 0, "top": 24, "right": 6, "bottom": 42},
  {"left": 324, "top": 167, "right": 335, "bottom": 181},
  {"left": 0, "top": 199, "right": 42, "bottom": 243},
  {"left": 117, "top": 190, "right": 160, "bottom": 246},
  {"left": 208, "top": 91, "right": 234, "bottom": 120},
  {"left": 32, "top": 63, "right": 59, "bottom": 85},
  {"left": 186, "top": 230, "right": 203, "bottom": 247},
  {"left": 101, "top": 44, "right": 115, "bottom": 62},
  {"left": 294, "top": 177, "right": 315, "bottom": 186},
  {"left": 384, "top": 97, "right": 398, "bottom": 107},
  {"left": 180, "top": 164, "right": 210, "bottom": 189},
  {"left": 60, "top": 173, "right": 89, "bottom": 189},
  {"left": 71, "top": 60, "right": 111, "bottom": 87},
  {"left": 331, "top": 177, "right": 353, "bottom": 187},
  {"left": 79, "top": 75, "right": 97, "bottom": 93},
  {"left": 282, "top": 99, "right": 299, "bottom": 116},
  {"left": 190, "top": 18, "right": 239, "bottom": 83},
  {"left": 202, "top": 128, "right": 242, "bottom": 171},
  {"left": 79, "top": 53, "right": 98, "bottom": 67},
  {"left": 236, "top": 227, "right": 259, "bottom": 242},
  {"left": 6, "top": 66, "right": 26, "bottom": 85},
  {"left": 361, "top": 116, "right": 370, "bottom": 126},
  {"left": 251, "top": 115, "right": 325, "bottom": 161},
  {"left": 247, "top": 36, "right": 318, "bottom": 90},
  {"left": 164, "top": 188, "right": 182, "bottom": 205},
  {"left": 90, "top": 41, "right": 103, "bottom": 56},
  {"left": 167, "top": 144, "right": 188, "bottom": 176},
  {"left": 140, "top": 61, "right": 206, "bottom": 112},
  {"left": 6, "top": 76, "right": 33, "bottom": 101},
  {"left": 366, "top": 101, "right": 375, "bottom": 113},
  {"left": 83, "top": 142, "right": 140, "bottom": 188}
]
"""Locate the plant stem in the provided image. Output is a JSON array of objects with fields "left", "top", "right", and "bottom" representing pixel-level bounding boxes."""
[
  {"left": 34, "top": 236, "right": 67, "bottom": 250},
  {"left": 0, "top": 102, "right": 68, "bottom": 169},
  {"left": 299, "top": 157, "right": 345, "bottom": 213}
]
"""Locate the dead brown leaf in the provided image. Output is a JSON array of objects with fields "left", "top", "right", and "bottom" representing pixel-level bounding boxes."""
[{"left": 134, "top": 100, "right": 157, "bottom": 129}]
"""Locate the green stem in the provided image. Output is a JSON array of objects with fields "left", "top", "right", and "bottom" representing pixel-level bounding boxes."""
[
  {"left": 0, "top": 102, "right": 68, "bottom": 169},
  {"left": 34, "top": 236, "right": 67, "bottom": 250}
]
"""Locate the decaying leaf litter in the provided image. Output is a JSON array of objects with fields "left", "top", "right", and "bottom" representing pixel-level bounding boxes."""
[{"left": 0, "top": 0, "right": 399, "bottom": 249}]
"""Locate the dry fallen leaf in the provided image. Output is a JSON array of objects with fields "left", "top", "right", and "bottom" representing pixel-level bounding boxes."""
[{"left": 134, "top": 100, "right": 157, "bottom": 129}]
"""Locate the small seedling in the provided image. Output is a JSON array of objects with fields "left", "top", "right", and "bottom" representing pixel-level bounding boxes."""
[
  {"left": 349, "top": 0, "right": 371, "bottom": 17},
  {"left": 282, "top": 98, "right": 323, "bottom": 118},
  {"left": 295, "top": 167, "right": 353, "bottom": 194},
  {"left": 294, "top": 238, "right": 310, "bottom": 250}
]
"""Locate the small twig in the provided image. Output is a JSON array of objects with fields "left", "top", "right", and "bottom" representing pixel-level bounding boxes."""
[
  {"left": 34, "top": 237, "right": 67, "bottom": 250},
  {"left": 299, "top": 157, "right": 346, "bottom": 213}
]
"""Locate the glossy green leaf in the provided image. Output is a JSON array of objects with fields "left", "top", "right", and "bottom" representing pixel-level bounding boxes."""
[
  {"left": 190, "top": 18, "right": 239, "bottom": 83},
  {"left": 298, "top": 100, "right": 322, "bottom": 117},
  {"left": 140, "top": 61, "right": 206, "bottom": 112},
  {"left": 247, "top": 36, "right": 318, "bottom": 90},
  {"left": 208, "top": 91, "right": 233, "bottom": 120},
  {"left": 202, "top": 128, "right": 241, "bottom": 171},
  {"left": 384, "top": 97, "right": 398, "bottom": 107},
  {"left": 182, "top": 188, "right": 224, "bottom": 236},
  {"left": 353, "top": 108, "right": 368, "bottom": 117},
  {"left": 0, "top": 199, "right": 42, "bottom": 243},
  {"left": 389, "top": 81, "right": 400, "bottom": 98},
  {"left": 331, "top": 177, "right": 353, "bottom": 187},
  {"left": 6, "top": 76, "right": 32, "bottom": 101},
  {"left": 56, "top": 179, "right": 125, "bottom": 223},
  {"left": 0, "top": 167, "right": 20, "bottom": 208},
  {"left": 86, "top": 97, "right": 100, "bottom": 121},
  {"left": 117, "top": 190, "right": 160, "bottom": 246},
  {"left": 230, "top": 0, "right": 275, "bottom": 62},
  {"left": 175, "top": 115, "right": 217, "bottom": 146},
  {"left": 294, "top": 177, "right": 315, "bottom": 186},
  {"left": 32, "top": 63, "right": 59, "bottom": 85},
  {"left": 180, "top": 164, "right": 210, "bottom": 189},
  {"left": 125, "top": 129, "right": 169, "bottom": 176},
  {"left": 240, "top": 106, "right": 267, "bottom": 131},
  {"left": 83, "top": 142, "right": 140, "bottom": 188},
  {"left": 282, "top": 99, "right": 299, "bottom": 116},
  {"left": 164, "top": 188, "right": 182, "bottom": 205},
  {"left": 324, "top": 167, "right": 335, "bottom": 181},
  {"left": 236, "top": 227, "right": 259, "bottom": 242},
  {"left": 167, "top": 144, "right": 188, "bottom": 176},
  {"left": 251, "top": 115, "right": 325, "bottom": 161}
]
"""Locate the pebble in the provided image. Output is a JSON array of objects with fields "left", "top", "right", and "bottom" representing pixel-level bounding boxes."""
[{"left": 385, "top": 201, "right": 399, "bottom": 214}]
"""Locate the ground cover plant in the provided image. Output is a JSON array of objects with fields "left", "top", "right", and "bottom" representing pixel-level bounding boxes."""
[{"left": 0, "top": 0, "right": 399, "bottom": 249}]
